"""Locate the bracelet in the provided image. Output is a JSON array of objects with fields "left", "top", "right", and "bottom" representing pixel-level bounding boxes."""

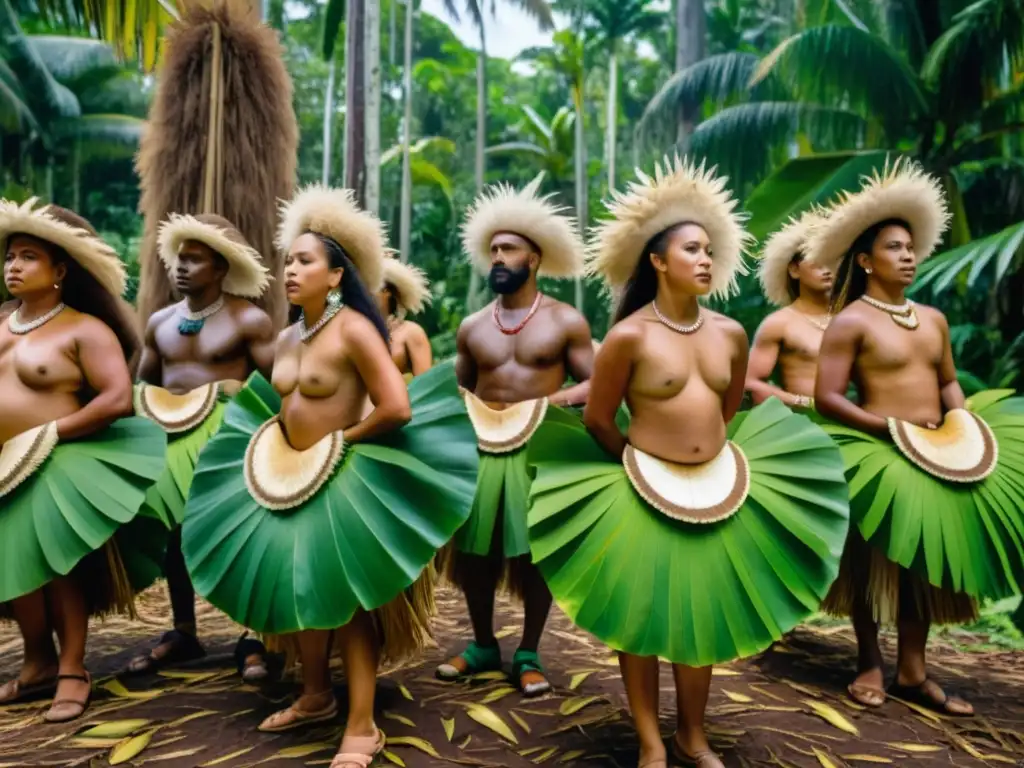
[{"left": 793, "top": 395, "right": 814, "bottom": 409}]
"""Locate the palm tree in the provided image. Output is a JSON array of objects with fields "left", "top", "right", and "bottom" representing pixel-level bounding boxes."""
[
  {"left": 488, "top": 105, "right": 576, "bottom": 189},
  {"left": 364, "top": 0, "right": 382, "bottom": 214}
]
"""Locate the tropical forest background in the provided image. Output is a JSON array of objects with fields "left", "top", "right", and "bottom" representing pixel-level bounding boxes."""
[{"left": 2, "top": 0, "right": 1024, "bottom": 633}]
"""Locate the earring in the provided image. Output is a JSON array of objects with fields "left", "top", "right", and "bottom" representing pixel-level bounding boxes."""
[
  {"left": 53, "top": 283, "right": 60, "bottom": 289},
  {"left": 326, "top": 288, "right": 343, "bottom": 309},
  {"left": 865, "top": 268, "right": 872, "bottom": 274}
]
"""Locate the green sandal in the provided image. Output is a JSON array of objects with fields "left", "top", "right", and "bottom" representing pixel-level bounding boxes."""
[
  {"left": 436, "top": 641, "right": 502, "bottom": 681},
  {"left": 512, "top": 649, "right": 551, "bottom": 698}
]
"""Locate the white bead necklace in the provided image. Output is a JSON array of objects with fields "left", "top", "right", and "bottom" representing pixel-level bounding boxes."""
[
  {"left": 7, "top": 302, "right": 66, "bottom": 335},
  {"left": 860, "top": 294, "right": 919, "bottom": 330},
  {"left": 652, "top": 301, "right": 704, "bottom": 335}
]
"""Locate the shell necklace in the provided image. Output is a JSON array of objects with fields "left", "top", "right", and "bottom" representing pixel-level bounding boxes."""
[
  {"left": 300, "top": 303, "right": 343, "bottom": 343},
  {"left": 178, "top": 295, "right": 225, "bottom": 336},
  {"left": 791, "top": 307, "right": 831, "bottom": 332},
  {"left": 8, "top": 302, "right": 66, "bottom": 335},
  {"left": 860, "top": 294, "right": 919, "bottom": 330},
  {"left": 653, "top": 301, "right": 704, "bottom": 335},
  {"left": 493, "top": 292, "right": 542, "bottom": 335}
]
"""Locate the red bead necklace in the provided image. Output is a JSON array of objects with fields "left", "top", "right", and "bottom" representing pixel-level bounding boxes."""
[{"left": 493, "top": 292, "right": 542, "bottom": 335}]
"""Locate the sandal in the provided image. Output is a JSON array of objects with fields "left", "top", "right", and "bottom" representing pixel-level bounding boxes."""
[
  {"left": 512, "top": 649, "right": 551, "bottom": 698},
  {"left": 126, "top": 629, "right": 206, "bottom": 675},
  {"left": 889, "top": 677, "right": 974, "bottom": 716},
  {"left": 330, "top": 728, "right": 385, "bottom": 768},
  {"left": 258, "top": 694, "right": 338, "bottom": 733},
  {"left": 436, "top": 641, "right": 502, "bottom": 681},
  {"left": 670, "top": 735, "right": 725, "bottom": 767},
  {"left": 43, "top": 672, "right": 91, "bottom": 724},
  {"left": 234, "top": 634, "right": 270, "bottom": 683},
  {"left": 847, "top": 682, "right": 886, "bottom": 708},
  {"left": 0, "top": 671, "right": 58, "bottom": 705}
]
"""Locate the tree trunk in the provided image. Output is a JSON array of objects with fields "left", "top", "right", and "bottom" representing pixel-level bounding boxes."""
[
  {"left": 573, "top": 83, "right": 586, "bottom": 312},
  {"left": 399, "top": 0, "right": 414, "bottom": 264},
  {"left": 44, "top": 155, "right": 53, "bottom": 203},
  {"left": 674, "top": 0, "right": 706, "bottom": 145},
  {"left": 605, "top": 49, "right": 617, "bottom": 192},
  {"left": 322, "top": 57, "right": 337, "bottom": 184},
  {"left": 344, "top": 0, "right": 367, "bottom": 205},
  {"left": 389, "top": 0, "right": 397, "bottom": 65},
  {"left": 466, "top": 27, "right": 488, "bottom": 312},
  {"left": 364, "top": 0, "right": 382, "bottom": 214},
  {"left": 71, "top": 138, "right": 80, "bottom": 211}
]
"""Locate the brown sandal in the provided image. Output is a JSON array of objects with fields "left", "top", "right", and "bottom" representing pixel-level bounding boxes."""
[
  {"left": 258, "top": 695, "right": 338, "bottom": 732},
  {"left": 889, "top": 678, "right": 973, "bottom": 716},
  {"left": 0, "top": 672, "right": 58, "bottom": 705},
  {"left": 43, "top": 672, "right": 91, "bottom": 723}
]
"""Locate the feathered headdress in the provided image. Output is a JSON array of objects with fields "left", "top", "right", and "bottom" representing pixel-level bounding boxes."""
[
  {"left": 757, "top": 208, "right": 828, "bottom": 307},
  {"left": 461, "top": 175, "right": 585, "bottom": 278},
  {"left": 382, "top": 258, "right": 431, "bottom": 316},
  {"left": 158, "top": 213, "right": 271, "bottom": 299},
  {"left": 588, "top": 156, "right": 753, "bottom": 299},
  {"left": 0, "top": 198, "right": 125, "bottom": 298},
  {"left": 804, "top": 157, "right": 950, "bottom": 272},
  {"left": 276, "top": 185, "right": 390, "bottom": 293}
]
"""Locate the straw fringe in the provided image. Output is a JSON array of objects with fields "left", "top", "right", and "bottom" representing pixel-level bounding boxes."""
[{"left": 436, "top": 543, "right": 527, "bottom": 602}]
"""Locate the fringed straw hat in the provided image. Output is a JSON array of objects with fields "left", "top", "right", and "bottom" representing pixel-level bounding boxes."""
[
  {"left": 158, "top": 213, "right": 270, "bottom": 298},
  {"left": 758, "top": 208, "right": 828, "bottom": 306},
  {"left": 382, "top": 258, "right": 431, "bottom": 316}
]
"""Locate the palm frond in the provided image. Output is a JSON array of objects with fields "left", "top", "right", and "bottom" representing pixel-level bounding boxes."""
[
  {"left": 0, "top": 57, "right": 37, "bottom": 133},
  {"left": 914, "top": 219, "right": 1024, "bottom": 292},
  {"left": 75, "top": 70, "right": 149, "bottom": 117},
  {"left": 742, "top": 150, "right": 891, "bottom": 241},
  {"left": 687, "top": 101, "right": 868, "bottom": 193},
  {"left": 753, "top": 25, "right": 927, "bottom": 136},
  {"left": 27, "top": 35, "right": 117, "bottom": 83},
  {"left": 521, "top": 104, "right": 554, "bottom": 143},
  {"left": 410, "top": 156, "right": 454, "bottom": 202},
  {"left": 485, "top": 141, "right": 548, "bottom": 157},
  {"left": 924, "top": 0, "right": 1024, "bottom": 86},
  {"left": 637, "top": 52, "right": 778, "bottom": 141},
  {"left": 503, "top": 0, "right": 554, "bottom": 31},
  {"left": 381, "top": 136, "right": 456, "bottom": 165}
]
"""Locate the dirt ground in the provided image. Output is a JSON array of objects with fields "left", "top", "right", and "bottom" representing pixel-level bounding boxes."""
[{"left": 1, "top": 585, "right": 1022, "bottom": 768}]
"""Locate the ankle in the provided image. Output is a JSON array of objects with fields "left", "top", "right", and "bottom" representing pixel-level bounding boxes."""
[
  {"left": 299, "top": 688, "right": 333, "bottom": 703},
  {"left": 674, "top": 726, "right": 710, "bottom": 754},
  {"left": 344, "top": 718, "right": 377, "bottom": 739},
  {"left": 174, "top": 622, "right": 197, "bottom": 637}
]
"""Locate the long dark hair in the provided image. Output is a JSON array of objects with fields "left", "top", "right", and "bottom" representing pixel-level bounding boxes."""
[
  {"left": 5, "top": 210, "right": 142, "bottom": 373},
  {"left": 830, "top": 218, "right": 911, "bottom": 313},
  {"left": 612, "top": 222, "right": 691, "bottom": 325},
  {"left": 288, "top": 231, "right": 390, "bottom": 342}
]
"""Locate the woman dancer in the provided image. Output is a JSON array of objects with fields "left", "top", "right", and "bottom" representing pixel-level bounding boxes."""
[
  {"left": 181, "top": 186, "right": 477, "bottom": 767},
  {"left": 0, "top": 199, "right": 166, "bottom": 722},
  {"left": 810, "top": 159, "right": 1024, "bottom": 713},
  {"left": 525, "top": 159, "right": 850, "bottom": 767},
  {"left": 378, "top": 258, "right": 432, "bottom": 377}
]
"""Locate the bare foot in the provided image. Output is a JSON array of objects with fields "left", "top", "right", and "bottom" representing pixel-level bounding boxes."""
[{"left": 848, "top": 666, "right": 886, "bottom": 707}]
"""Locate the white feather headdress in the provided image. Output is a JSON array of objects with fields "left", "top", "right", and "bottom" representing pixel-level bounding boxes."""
[
  {"left": 276, "top": 185, "right": 390, "bottom": 292},
  {"left": 804, "top": 157, "right": 950, "bottom": 272},
  {"left": 461, "top": 175, "right": 585, "bottom": 279},
  {"left": 588, "top": 156, "right": 753, "bottom": 299}
]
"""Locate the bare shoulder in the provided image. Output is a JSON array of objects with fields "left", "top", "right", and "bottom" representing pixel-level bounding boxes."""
[
  {"left": 227, "top": 296, "right": 273, "bottom": 334},
  {"left": 707, "top": 309, "right": 747, "bottom": 343},
  {"left": 544, "top": 295, "right": 589, "bottom": 331},
  {"left": 67, "top": 308, "right": 121, "bottom": 346},
  {"left": 753, "top": 308, "right": 789, "bottom": 339},
  {"left": 148, "top": 301, "right": 179, "bottom": 329},
  {"left": 603, "top": 314, "right": 645, "bottom": 350},
  {"left": 400, "top": 319, "right": 430, "bottom": 344},
  {"left": 276, "top": 321, "right": 300, "bottom": 347},
  {"left": 338, "top": 307, "right": 382, "bottom": 345},
  {"left": 826, "top": 302, "right": 871, "bottom": 339},
  {"left": 913, "top": 301, "right": 948, "bottom": 326},
  {"left": 457, "top": 305, "right": 490, "bottom": 338}
]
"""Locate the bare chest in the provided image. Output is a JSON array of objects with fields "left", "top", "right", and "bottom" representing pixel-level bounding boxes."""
[
  {"left": 631, "top": 324, "right": 734, "bottom": 399},
  {"left": 155, "top": 312, "right": 247, "bottom": 366},
  {"left": 858, "top": 317, "right": 943, "bottom": 372},
  {"left": 780, "top": 323, "right": 823, "bottom": 363},
  {"left": 469, "top": 313, "right": 567, "bottom": 372}
]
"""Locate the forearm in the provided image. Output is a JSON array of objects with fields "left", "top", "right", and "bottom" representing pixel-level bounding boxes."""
[
  {"left": 586, "top": 420, "right": 627, "bottom": 459},
  {"left": 941, "top": 382, "right": 965, "bottom": 411},
  {"left": 55, "top": 389, "right": 133, "bottom": 440},
  {"left": 342, "top": 405, "right": 411, "bottom": 444},
  {"left": 551, "top": 380, "right": 590, "bottom": 407},
  {"left": 747, "top": 379, "right": 810, "bottom": 407},
  {"left": 816, "top": 393, "right": 888, "bottom": 436}
]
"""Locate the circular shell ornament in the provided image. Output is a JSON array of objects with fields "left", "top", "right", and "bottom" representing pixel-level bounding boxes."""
[
  {"left": 463, "top": 391, "right": 548, "bottom": 454},
  {"left": 0, "top": 421, "right": 59, "bottom": 499},
  {"left": 244, "top": 417, "right": 346, "bottom": 510},
  {"left": 135, "top": 382, "right": 220, "bottom": 434},
  {"left": 888, "top": 409, "right": 997, "bottom": 483},
  {"left": 623, "top": 442, "right": 751, "bottom": 524}
]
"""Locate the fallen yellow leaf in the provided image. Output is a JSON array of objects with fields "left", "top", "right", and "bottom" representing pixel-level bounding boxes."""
[
  {"left": 884, "top": 742, "right": 941, "bottom": 753},
  {"left": 383, "top": 711, "right": 416, "bottom": 728},
  {"left": 77, "top": 719, "right": 151, "bottom": 739},
  {"left": 142, "top": 747, "right": 208, "bottom": 762},
  {"left": 464, "top": 703, "right": 518, "bottom": 743},
  {"left": 532, "top": 746, "right": 558, "bottom": 763},
  {"left": 109, "top": 729, "right": 156, "bottom": 765},
  {"left": 839, "top": 756, "right": 892, "bottom": 764},
  {"left": 711, "top": 668, "right": 741, "bottom": 677},
  {"left": 271, "top": 742, "right": 336, "bottom": 758},
  {"left": 812, "top": 748, "right": 838, "bottom": 768},
  {"left": 803, "top": 700, "right": 860, "bottom": 736},
  {"left": 509, "top": 710, "right": 531, "bottom": 734},
  {"left": 165, "top": 710, "right": 218, "bottom": 729},
  {"left": 198, "top": 747, "right": 254, "bottom": 766},
  {"left": 398, "top": 684, "right": 413, "bottom": 701},
  {"left": 559, "top": 749, "right": 586, "bottom": 763},
  {"left": 568, "top": 671, "right": 593, "bottom": 690},
  {"left": 480, "top": 686, "right": 516, "bottom": 704},
  {"left": 100, "top": 680, "right": 162, "bottom": 700},
  {"left": 383, "top": 749, "right": 406, "bottom": 766},
  {"left": 387, "top": 736, "right": 441, "bottom": 758},
  {"left": 442, "top": 717, "right": 455, "bottom": 742},
  {"left": 559, "top": 696, "right": 599, "bottom": 716},
  {"left": 722, "top": 690, "right": 753, "bottom": 704}
]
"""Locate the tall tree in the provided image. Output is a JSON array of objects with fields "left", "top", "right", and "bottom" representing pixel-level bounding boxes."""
[
  {"left": 365, "top": 0, "right": 382, "bottom": 213},
  {"left": 399, "top": 0, "right": 414, "bottom": 262},
  {"left": 674, "top": 0, "right": 706, "bottom": 141}
]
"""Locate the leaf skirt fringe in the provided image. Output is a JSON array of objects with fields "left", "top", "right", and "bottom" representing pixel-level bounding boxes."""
[
  {"left": 0, "top": 417, "right": 168, "bottom": 615},
  {"left": 140, "top": 393, "right": 227, "bottom": 529},
  {"left": 181, "top": 363, "right": 478, "bottom": 637},
  {"left": 818, "top": 389, "right": 1024, "bottom": 600},
  {"left": 526, "top": 399, "right": 851, "bottom": 667}
]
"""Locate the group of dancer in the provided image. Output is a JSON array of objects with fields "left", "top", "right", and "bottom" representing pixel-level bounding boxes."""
[{"left": 3, "top": 152, "right": 1024, "bottom": 768}]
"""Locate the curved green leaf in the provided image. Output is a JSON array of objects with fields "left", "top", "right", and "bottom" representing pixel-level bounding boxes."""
[
  {"left": 28, "top": 35, "right": 117, "bottom": 83},
  {"left": 914, "top": 219, "right": 1024, "bottom": 293}
]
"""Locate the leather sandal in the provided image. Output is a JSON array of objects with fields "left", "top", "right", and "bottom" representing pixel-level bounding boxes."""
[
  {"left": 234, "top": 635, "right": 270, "bottom": 683},
  {"left": 258, "top": 695, "right": 338, "bottom": 732},
  {"left": 330, "top": 728, "right": 385, "bottom": 768},
  {"left": 670, "top": 735, "right": 724, "bottom": 767},
  {"left": 126, "top": 629, "right": 206, "bottom": 675},
  {"left": 889, "top": 677, "right": 973, "bottom": 716},
  {"left": 0, "top": 671, "right": 58, "bottom": 705},
  {"left": 43, "top": 672, "right": 91, "bottom": 724},
  {"left": 436, "top": 641, "right": 502, "bottom": 681},
  {"left": 511, "top": 649, "right": 551, "bottom": 698}
]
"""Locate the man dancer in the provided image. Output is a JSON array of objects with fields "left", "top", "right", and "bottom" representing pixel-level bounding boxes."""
[
  {"left": 378, "top": 258, "right": 433, "bottom": 377},
  {"left": 747, "top": 211, "right": 833, "bottom": 408},
  {"left": 437, "top": 178, "right": 594, "bottom": 696},
  {"left": 127, "top": 213, "right": 275, "bottom": 679}
]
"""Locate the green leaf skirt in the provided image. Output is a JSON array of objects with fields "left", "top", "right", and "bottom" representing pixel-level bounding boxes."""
[
  {"left": 181, "top": 363, "right": 479, "bottom": 648},
  {"left": 526, "top": 399, "right": 851, "bottom": 667},
  {"left": 139, "top": 387, "right": 227, "bottom": 530},
  {"left": 818, "top": 389, "right": 1024, "bottom": 603},
  {"left": 0, "top": 417, "right": 167, "bottom": 613}
]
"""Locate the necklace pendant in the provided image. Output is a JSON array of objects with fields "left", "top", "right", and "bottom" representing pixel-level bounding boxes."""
[{"left": 177, "top": 317, "right": 205, "bottom": 335}]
